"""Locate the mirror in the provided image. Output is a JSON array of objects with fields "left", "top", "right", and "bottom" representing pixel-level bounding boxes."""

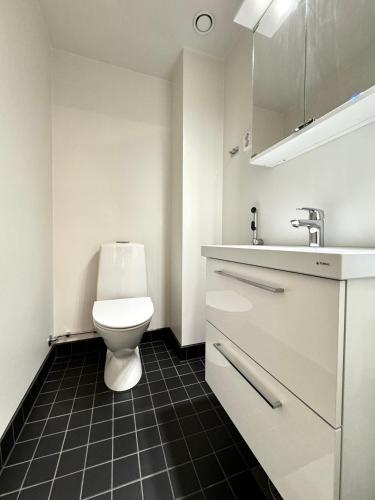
[
  {"left": 306, "top": 0, "right": 375, "bottom": 122},
  {"left": 252, "top": 0, "right": 306, "bottom": 157}
]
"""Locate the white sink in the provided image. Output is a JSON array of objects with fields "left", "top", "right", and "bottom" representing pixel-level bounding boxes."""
[{"left": 201, "top": 245, "right": 375, "bottom": 280}]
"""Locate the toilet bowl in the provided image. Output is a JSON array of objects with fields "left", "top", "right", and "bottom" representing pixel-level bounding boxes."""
[{"left": 92, "top": 243, "right": 154, "bottom": 391}]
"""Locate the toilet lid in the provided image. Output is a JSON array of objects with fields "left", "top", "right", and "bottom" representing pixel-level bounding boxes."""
[{"left": 93, "top": 297, "right": 154, "bottom": 329}]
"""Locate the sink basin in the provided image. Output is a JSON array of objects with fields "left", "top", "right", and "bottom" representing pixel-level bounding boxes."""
[{"left": 201, "top": 245, "right": 375, "bottom": 280}]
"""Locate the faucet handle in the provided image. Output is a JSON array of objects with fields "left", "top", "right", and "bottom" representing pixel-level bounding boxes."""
[{"left": 297, "top": 207, "right": 325, "bottom": 219}]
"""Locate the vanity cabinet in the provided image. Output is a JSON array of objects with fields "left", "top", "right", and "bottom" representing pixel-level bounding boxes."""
[
  {"left": 251, "top": 0, "right": 375, "bottom": 166},
  {"left": 203, "top": 249, "right": 375, "bottom": 500}
]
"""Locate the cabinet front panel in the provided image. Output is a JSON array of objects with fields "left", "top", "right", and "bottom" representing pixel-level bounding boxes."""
[
  {"left": 206, "top": 258, "right": 345, "bottom": 427},
  {"left": 306, "top": 0, "right": 375, "bottom": 122},
  {"left": 252, "top": 0, "right": 306, "bottom": 157},
  {"left": 206, "top": 322, "right": 341, "bottom": 500}
]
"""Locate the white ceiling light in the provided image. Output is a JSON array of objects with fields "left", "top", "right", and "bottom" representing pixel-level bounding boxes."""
[
  {"left": 193, "top": 11, "right": 215, "bottom": 35},
  {"left": 234, "top": 0, "right": 273, "bottom": 30}
]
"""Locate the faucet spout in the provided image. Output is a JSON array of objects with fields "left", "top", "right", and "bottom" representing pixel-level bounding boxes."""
[{"left": 290, "top": 208, "right": 325, "bottom": 247}]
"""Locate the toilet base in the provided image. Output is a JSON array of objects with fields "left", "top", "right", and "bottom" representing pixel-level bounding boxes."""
[{"left": 104, "top": 347, "right": 142, "bottom": 392}]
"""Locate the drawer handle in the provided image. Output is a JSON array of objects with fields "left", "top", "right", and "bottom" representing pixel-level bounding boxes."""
[
  {"left": 213, "top": 342, "right": 282, "bottom": 409},
  {"left": 214, "top": 270, "right": 285, "bottom": 294}
]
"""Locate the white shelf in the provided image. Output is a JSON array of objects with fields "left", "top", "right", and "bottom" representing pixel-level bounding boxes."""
[{"left": 251, "top": 85, "right": 375, "bottom": 167}]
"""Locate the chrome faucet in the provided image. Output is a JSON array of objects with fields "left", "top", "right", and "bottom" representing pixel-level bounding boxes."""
[{"left": 290, "top": 207, "right": 325, "bottom": 247}]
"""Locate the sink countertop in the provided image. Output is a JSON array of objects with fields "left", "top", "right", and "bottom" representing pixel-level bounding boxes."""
[{"left": 201, "top": 245, "right": 375, "bottom": 280}]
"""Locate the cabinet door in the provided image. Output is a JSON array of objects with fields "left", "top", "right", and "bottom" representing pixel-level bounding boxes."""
[
  {"left": 252, "top": 0, "right": 306, "bottom": 157},
  {"left": 306, "top": 0, "right": 375, "bottom": 122}
]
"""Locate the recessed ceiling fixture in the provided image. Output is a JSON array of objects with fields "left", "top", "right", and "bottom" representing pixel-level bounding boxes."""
[{"left": 193, "top": 11, "right": 215, "bottom": 35}]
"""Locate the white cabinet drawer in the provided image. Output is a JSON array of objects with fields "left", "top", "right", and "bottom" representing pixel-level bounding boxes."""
[
  {"left": 206, "top": 322, "right": 341, "bottom": 500},
  {"left": 206, "top": 258, "right": 345, "bottom": 427}
]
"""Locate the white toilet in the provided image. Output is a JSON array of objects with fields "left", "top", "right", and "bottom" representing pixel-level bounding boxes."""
[{"left": 92, "top": 242, "right": 154, "bottom": 391}]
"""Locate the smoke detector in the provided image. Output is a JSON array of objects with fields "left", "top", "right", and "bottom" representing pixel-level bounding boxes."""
[{"left": 193, "top": 11, "right": 215, "bottom": 34}]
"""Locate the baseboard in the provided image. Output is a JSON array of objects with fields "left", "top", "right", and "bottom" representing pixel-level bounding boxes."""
[
  {"left": 0, "top": 326, "right": 204, "bottom": 471},
  {"left": 164, "top": 328, "right": 205, "bottom": 360}
]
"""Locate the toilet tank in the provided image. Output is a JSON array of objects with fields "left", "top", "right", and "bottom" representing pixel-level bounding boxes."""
[{"left": 96, "top": 242, "right": 148, "bottom": 300}]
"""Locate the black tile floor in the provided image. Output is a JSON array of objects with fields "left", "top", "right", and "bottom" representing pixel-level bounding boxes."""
[{"left": 0, "top": 340, "right": 268, "bottom": 500}]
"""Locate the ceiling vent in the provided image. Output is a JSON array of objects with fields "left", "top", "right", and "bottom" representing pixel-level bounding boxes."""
[{"left": 193, "top": 11, "right": 215, "bottom": 34}]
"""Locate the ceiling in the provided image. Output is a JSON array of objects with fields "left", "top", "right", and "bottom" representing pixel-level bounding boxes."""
[{"left": 39, "top": 0, "right": 244, "bottom": 80}]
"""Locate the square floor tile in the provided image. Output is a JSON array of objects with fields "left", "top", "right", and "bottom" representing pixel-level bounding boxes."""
[
  {"left": 93, "top": 391, "right": 113, "bottom": 408},
  {"left": 132, "top": 384, "right": 150, "bottom": 399},
  {"left": 133, "top": 396, "right": 153, "bottom": 413},
  {"left": 92, "top": 404, "right": 112, "bottom": 424},
  {"left": 191, "top": 396, "right": 211, "bottom": 414},
  {"left": 76, "top": 384, "right": 96, "bottom": 398},
  {"left": 216, "top": 446, "right": 247, "bottom": 477},
  {"left": 0, "top": 463, "right": 29, "bottom": 495},
  {"left": 89, "top": 420, "right": 111, "bottom": 443},
  {"left": 198, "top": 409, "right": 222, "bottom": 430},
  {"left": 56, "top": 446, "right": 86, "bottom": 477},
  {"left": 68, "top": 410, "right": 91, "bottom": 430},
  {"left": 163, "top": 439, "right": 190, "bottom": 468},
  {"left": 113, "top": 433, "right": 137, "bottom": 459},
  {"left": 72, "top": 396, "right": 94, "bottom": 412},
  {"left": 206, "top": 426, "right": 233, "bottom": 452},
  {"left": 35, "top": 432, "right": 65, "bottom": 458},
  {"left": 169, "top": 387, "right": 189, "bottom": 404},
  {"left": 86, "top": 439, "right": 112, "bottom": 467},
  {"left": 140, "top": 446, "right": 166, "bottom": 476},
  {"left": 113, "top": 390, "right": 132, "bottom": 403},
  {"left": 63, "top": 426, "right": 89, "bottom": 450},
  {"left": 114, "top": 415, "right": 135, "bottom": 437},
  {"left": 135, "top": 410, "right": 156, "bottom": 430},
  {"left": 82, "top": 462, "right": 111, "bottom": 498},
  {"left": 161, "top": 367, "right": 178, "bottom": 379},
  {"left": 154, "top": 405, "right": 176, "bottom": 424},
  {"left": 186, "top": 384, "right": 204, "bottom": 398},
  {"left": 152, "top": 391, "right": 171, "bottom": 408},
  {"left": 146, "top": 370, "right": 163, "bottom": 382},
  {"left": 169, "top": 462, "right": 200, "bottom": 498},
  {"left": 179, "top": 415, "right": 203, "bottom": 437},
  {"left": 180, "top": 374, "right": 197, "bottom": 386},
  {"left": 24, "top": 454, "right": 59, "bottom": 487},
  {"left": 114, "top": 401, "right": 133, "bottom": 419},
  {"left": 27, "top": 405, "right": 51, "bottom": 422},
  {"left": 55, "top": 388, "right": 76, "bottom": 402},
  {"left": 113, "top": 454, "right": 139, "bottom": 488},
  {"left": 137, "top": 426, "right": 161, "bottom": 450},
  {"left": 158, "top": 420, "right": 182, "bottom": 444},
  {"left": 204, "top": 481, "right": 236, "bottom": 500},
  {"left": 186, "top": 432, "right": 212, "bottom": 460},
  {"left": 142, "top": 471, "right": 173, "bottom": 500},
  {"left": 50, "top": 400, "right": 73, "bottom": 418},
  {"left": 50, "top": 471, "right": 83, "bottom": 500},
  {"left": 229, "top": 470, "right": 265, "bottom": 499},
  {"left": 19, "top": 422, "right": 44, "bottom": 442},
  {"left": 113, "top": 481, "right": 142, "bottom": 500},
  {"left": 165, "top": 377, "right": 182, "bottom": 390},
  {"left": 7, "top": 440, "right": 38, "bottom": 466},
  {"left": 149, "top": 380, "right": 167, "bottom": 394},
  {"left": 194, "top": 454, "right": 224, "bottom": 488},
  {"left": 43, "top": 415, "right": 69, "bottom": 436},
  {"left": 18, "top": 481, "right": 52, "bottom": 500},
  {"left": 173, "top": 401, "right": 195, "bottom": 419}
]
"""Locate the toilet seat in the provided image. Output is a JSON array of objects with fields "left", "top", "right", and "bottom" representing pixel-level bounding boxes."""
[{"left": 93, "top": 297, "right": 153, "bottom": 330}]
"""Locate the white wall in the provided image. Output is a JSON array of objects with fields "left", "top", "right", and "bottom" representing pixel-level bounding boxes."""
[
  {"left": 223, "top": 31, "right": 375, "bottom": 248},
  {"left": 0, "top": 0, "right": 52, "bottom": 436},
  {"left": 171, "top": 49, "right": 223, "bottom": 346},
  {"left": 52, "top": 50, "right": 171, "bottom": 336}
]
